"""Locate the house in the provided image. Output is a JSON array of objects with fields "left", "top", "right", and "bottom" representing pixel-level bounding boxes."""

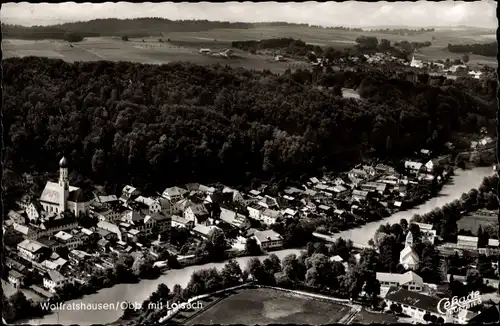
[
  {"left": 96, "top": 194, "right": 119, "bottom": 205},
  {"left": 219, "top": 207, "right": 246, "bottom": 228},
  {"left": 43, "top": 270, "right": 71, "bottom": 293},
  {"left": 282, "top": 208, "right": 298, "bottom": 218},
  {"left": 204, "top": 192, "right": 233, "bottom": 205},
  {"left": 284, "top": 187, "right": 304, "bottom": 195},
  {"left": 361, "top": 182, "right": 387, "bottom": 195},
  {"left": 348, "top": 168, "right": 368, "bottom": 181},
  {"left": 192, "top": 224, "right": 220, "bottom": 240},
  {"left": 253, "top": 230, "right": 283, "bottom": 251},
  {"left": 352, "top": 190, "right": 369, "bottom": 202},
  {"left": 143, "top": 212, "right": 172, "bottom": 234},
  {"left": 90, "top": 203, "right": 127, "bottom": 222},
  {"left": 8, "top": 270, "right": 25, "bottom": 288},
  {"left": 97, "top": 221, "right": 122, "bottom": 241},
  {"left": 119, "top": 185, "right": 141, "bottom": 203},
  {"left": 257, "top": 195, "right": 279, "bottom": 209},
  {"left": 222, "top": 187, "right": 246, "bottom": 204},
  {"left": 247, "top": 203, "right": 265, "bottom": 220},
  {"left": 376, "top": 164, "right": 396, "bottom": 175},
  {"left": 26, "top": 201, "right": 43, "bottom": 222},
  {"left": 261, "top": 209, "right": 282, "bottom": 225},
  {"left": 53, "top": 230, "right": 82, "bottom": 249},
  {"left": 97, "top": 238, "right": 110, "bottom": 252},
  {"left": 376, "top": 271, "right": 424, "bottom": 292},
  {"left": 199, "top": 48, "right": 211, "bottom": 54},
  {"left": 424, "top": 159, "right": 439, "bottom": 173},
  {"left": 384, "top": 287, "right": 444, "bottom": 322},
  {"left": 420, "top": 149, "right": 432, "bottom": 156},
  {"left": 184, "top": 205, "right": 210, "bottom": 225},
  {"left": 8, "top": 210, "right": 25, "bottom": 225},
  {"left": 488, "top": 239, "right": 499, "bottom": 248},
  {"left": 171, "top": 215, "right": 193, "bottom": 229},
  {"left": 362, "top": 165, "right": 377, "bottom": 177},
  {"left": 17, "top": 239, "right": 47, "bottom": 262},
  {"left": 405, "top": 161, "right": 423, "bottom": 173},
  {"left": 134, "top": 196, "right": 163, "bottom": 214},
  {"left": 162, "top": 186, "right": 188, "bottom": 201},
  {"left": 457, "top": 235, "right": 478, "bottom": 250}
]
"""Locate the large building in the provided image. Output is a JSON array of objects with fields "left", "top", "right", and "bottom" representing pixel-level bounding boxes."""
[{"left": 39, "top": 157, "right": 89, "bottom": 217}]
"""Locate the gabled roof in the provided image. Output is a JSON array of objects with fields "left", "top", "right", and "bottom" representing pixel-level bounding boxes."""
[
  {"left": 46, "top": 270, "right": 66, "bottom": 283},
  {"left": 162, "top": 186, "right": 188, "bottom": 198},
  {"left": 385, "top": 287, "right": 442, "bottom": 315},
  {"left": 67, "top": 189, "right": 86, "bottom": 203},
  {"left": 376, "top": 271, "right": 423, "bottom": 285},
  {"left": 254, "top": 230, "right": 282, "bottom": 243},
  {"left": 400, "top": 246, "right": 419, "bottom": 262},
  {"left": 40, "top": 181, "right": 79, "bottom": 204},
  {"left": 18, "top": 239, "right": 46, "bottom": 253}
]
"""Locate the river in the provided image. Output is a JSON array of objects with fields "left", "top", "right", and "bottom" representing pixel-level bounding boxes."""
[{"left": 28, "top": 167, "right": 492, "bottom": 325}]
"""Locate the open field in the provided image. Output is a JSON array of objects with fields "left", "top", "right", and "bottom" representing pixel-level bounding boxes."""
[
  {"left": 2, "top": 37, "right": 309, "bottom": 73},
  {"left": 3, "top": 26, "right": 496, "bottom": 68},
  {"left": 182, "top": 287, "right": 351, "bottom": 325},
  {"left": 457, "top": 212, "right": 497, "bottom": 234},
  {"left": 350, "top": 308, "right": 399, "bottom": 324}
]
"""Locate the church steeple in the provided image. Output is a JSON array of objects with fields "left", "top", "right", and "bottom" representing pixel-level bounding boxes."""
[
  {"left": 405, "top": 231, "right": 414, "bottom": 247},
  {"left": 58, "top": 156, "right": 69, "bottom": 212}
]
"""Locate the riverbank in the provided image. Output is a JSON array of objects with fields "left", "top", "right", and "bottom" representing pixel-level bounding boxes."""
[{"left": 25, "top": 167, "right": 492, "bottom": 325}]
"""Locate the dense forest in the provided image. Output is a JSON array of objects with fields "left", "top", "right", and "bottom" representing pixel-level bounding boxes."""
[
  {"left": 3, "top": 57, "right": 496, "bottom": 209},
  {"left": 3, "top": 19, "right": 363, "bottom": 40},
  {"left": 447, "top": 42, "right": 496, "bottom": 57}
]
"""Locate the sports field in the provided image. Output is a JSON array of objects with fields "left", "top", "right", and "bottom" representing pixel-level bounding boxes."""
[{"left": 182, "top": 288, "right": 352, "bottom": 325}]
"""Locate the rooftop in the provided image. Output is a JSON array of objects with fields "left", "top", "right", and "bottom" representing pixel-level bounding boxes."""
[
  {"left": 254, "top": 229, "right": 282, "bottom": 243},
  {"left": 385, "top": 286, "right": 443, "bottom": 315}
]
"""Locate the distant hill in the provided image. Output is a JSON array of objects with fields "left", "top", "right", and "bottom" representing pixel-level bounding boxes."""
[{"left": 2, "top": 18, "right": 362, "bottom": 40}]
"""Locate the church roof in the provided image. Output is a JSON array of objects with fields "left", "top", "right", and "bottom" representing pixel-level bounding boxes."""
[
  {"left": 40, "top": 181, "right": 80, "bottom": 204},
  {"left": 67, "top": 189, "right": 86, "bottom": 203},
  {"left": 59, "top": 157, "right": 68, "bottom": 168},
  {"left": 400, "top": 246, "right": 420, "bottom": 262}
]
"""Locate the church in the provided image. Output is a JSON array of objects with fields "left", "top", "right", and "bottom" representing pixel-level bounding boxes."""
[{"left": 39, "top": 157, "right": 89, "bottom": 217}]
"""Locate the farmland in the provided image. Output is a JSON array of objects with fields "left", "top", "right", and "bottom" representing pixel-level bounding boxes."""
[
  {"left": 3, "top": 25, "right": 496, "bottom": 69},
  {"left": 350, "top": 308, "right": 399, "bottom": 324},
  {"left": 180, "top": 287, "right": 352, "bottom": 325}
]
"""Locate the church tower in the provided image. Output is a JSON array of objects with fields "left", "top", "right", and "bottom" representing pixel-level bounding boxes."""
[
  {"left": 58, "top": 156, "right": 69, "bottom": 213},
  {"left": 405, "top": 230, "right": 414, "bottom": 248}
]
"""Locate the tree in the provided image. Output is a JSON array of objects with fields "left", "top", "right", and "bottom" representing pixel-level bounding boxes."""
[
  {"left": 245, "top": 237, "right": 262, "bottom": 256},
  {"left": 462, "top": 54, "right": 469, "bottom": 63},
  {"left": 221, "top": 259, "right": 243, "bottom": 287},
  {"left": 436, "top": 316, "right": 444, "bottom": 323},
  {"left": 282, "top": 254, "right": 305, "bottom": 282},
  {"left": 263, "top": 254, "right": 281, "bottom": 274},
  {"left": 122, "top": 35, "right": 129, "bottom": 41},
  {"left": 466, "top": 269, "right": 483, "bottom": 292},
  {"left": 423, "top": 312, "right": 431, "bottom": 322}
]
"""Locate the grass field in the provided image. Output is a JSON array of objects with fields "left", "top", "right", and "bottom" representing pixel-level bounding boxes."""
[
  {"left": 3, "top": 26, "right": 496, "bottom": 69},
  {"left": 350, "top": 308, "right": 399, "bottom": 324},
  {"left": 181, "top": 288, "right": 351, "bottom": 325},
  {"left": 457, "top": 213, "right": 497, "bottom": 235}
]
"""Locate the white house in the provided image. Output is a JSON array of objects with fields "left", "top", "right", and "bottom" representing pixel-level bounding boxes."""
[
  {"left": 253, "top": 230, "right": 283, "bottom": 250},
  {"left": 247, "top": 203, "right": 265, "bottom": 220},
  {"left": 261, "top": 209, "right": 282, "bottom": 225},
  {"left": 17, "top": 239, "right": 47, "bottom": 262},
  {"left": 134, "top": 196, "right": 162, "bottom": 214},
  {"left": 8, "top": 270, "right": 25, "bottom": 288},
  {"left": 457, "top": 235, "right": 478, "bottom": 250},
  {"left": 184, "top": 205, "right": 210, "bottom": 225},
  {"left": 162, "top": 186, "right": 188, "bottom": 201},
  {"left": 222, "top": 187, "right": 246, "bottom": 204},
  {"left": 43, "top": 270, "right": 71, "bottom": 293},
  {"left": 405, "top": 161, "right": 423, "bottom": 174},
  {"left": 376, "top": 271, "right": 424, "bottom": 292},
  {"left": 385, "top": 287, "right": 444, "bottom": 322}
]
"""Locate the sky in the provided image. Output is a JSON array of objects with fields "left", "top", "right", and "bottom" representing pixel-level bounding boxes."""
[{"left": 2, "top": 1, "right": 497, "bottom": 29}]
